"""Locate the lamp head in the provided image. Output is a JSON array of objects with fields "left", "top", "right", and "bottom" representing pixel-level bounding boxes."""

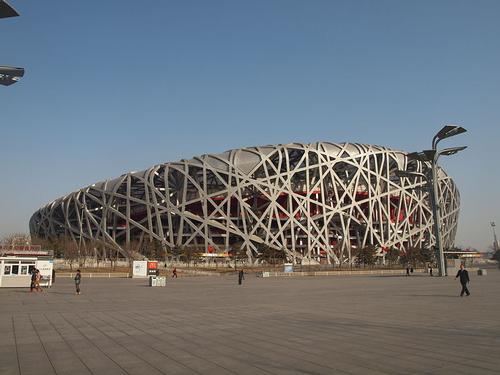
[
  {"left": 433, "top": 125, "right": 467, "bottom": 148},
  {"left": 0, "top": 66, "right": 24, "bottom": 86},
  {"left": 438, "top": 146, "right": 467, "bottom": 156},
  {"left": 0, "top": 1, "right": 19, "bottom": 18},
  {"left": 407, "top": 151, "right": 434, "bottom": 162}
]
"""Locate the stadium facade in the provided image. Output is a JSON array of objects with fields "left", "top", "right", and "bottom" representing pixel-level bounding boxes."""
[{"left": 29, "top": 142, "right": 460, "bottom": 264}]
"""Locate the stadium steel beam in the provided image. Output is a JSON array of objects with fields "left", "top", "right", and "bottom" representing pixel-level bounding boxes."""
[{"left": 30, "top": 143, "right": 461, "bottom": 265}]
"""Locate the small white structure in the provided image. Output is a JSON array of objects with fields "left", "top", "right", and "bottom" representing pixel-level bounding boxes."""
[
  {"left": 0, "top": 246, "right": 54, "bottom": 288},
  {"left": 0, "top": 256, "right": 53, "bottom": 288}
]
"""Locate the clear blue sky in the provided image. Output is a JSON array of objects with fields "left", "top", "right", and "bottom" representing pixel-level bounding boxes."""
[{"left": 1, "top": 0, "right": 499, "bottom": 250}]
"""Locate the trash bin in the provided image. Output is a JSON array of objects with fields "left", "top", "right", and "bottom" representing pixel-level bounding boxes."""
[
  {"left": 156, "top": 276, "right": 166, "bottom": 286},
  {"left": 149, "top": 276, "right": 157, "bottom": 286},
  {"left": 149, "top": 276, "right": 167, "bottom": 286}
]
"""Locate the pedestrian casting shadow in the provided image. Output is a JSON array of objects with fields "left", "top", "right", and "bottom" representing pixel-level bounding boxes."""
[
  {"left": 408, "top": 294, "right": 459, "bottom": 298},
  {"left": 367, "top": 275, "right": 428, "bottom": 278},
  {"left": 43, "top": 291, "right": 82, "bottom": 295},
  {"left": 2, "top": 290, "right": 55, "bottom": 294},
  {"left": 0, "top": 290, "right": 33, "bottom": 294}
]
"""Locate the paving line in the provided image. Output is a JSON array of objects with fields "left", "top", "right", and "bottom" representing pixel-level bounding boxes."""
[
  {"left": 27, "top": 314, "right": 57, "bottom": 375},
  {"left": 125, "top": 309, "right": 355, "bottom": 375},
  {"left": 76, "top": 312, "right": 173, "bottom": 375},
  {"left": 97, "top": 310, "right": 246, "bottom": 375},
  {"left": 147, "top": 308, "right": 389, "bottom": 375},
  {"left": 42, "top": 313, "right": 95, "bottom": 375},
  {"left": 57, "top": 312, "right": 129, "bottom": 375},
  {"left": 209, "top": 308, "right": 500, "bottom": 373},
  {"left": 11, "top": 316, "right": 21, "bottom": 375}
]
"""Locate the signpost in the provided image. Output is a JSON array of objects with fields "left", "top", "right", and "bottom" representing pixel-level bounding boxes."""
[{"left": 132, "top": 260, "right": 148, "bottom": 278}]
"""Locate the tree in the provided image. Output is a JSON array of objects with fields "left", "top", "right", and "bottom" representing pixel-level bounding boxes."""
[
  {"left": 399, "top": 247, "right": 433, "bottom": 267},
  {"left": 142, "top": 238, "right": 164, "bottom": 260},
  {"left": 354, "top": 246, "right": 377, "bottom": 268},
  {"left": 163, "top": 243, "right": 171, "bottom": 265},
  {"left": 152, "top": 239, "right": 164, "bottom": 260},
  {"left": 57, "top": 236, "right": 79, "bottom": 270},
  {"left": 124, "top": 239, "right": 142, "bottom": 266},
  {"left": 45, "top": 236, "right": 65, "bottom": 259},
  {"left": 141, "top": 240, "right": 153, "bottom": 260},
  {"left": 30, "top": 235, "right": 53, "bottom": 251},
  {"left": 385, "top": 247, "right": 400, "bottom": 267},
  {"left": 181, "top": 246, "right": 196, "bottom": 268},
  {"left": 1, "top": 233, "right": 31, "bottom": 246},
  {"left": 229, "top": 241, "right": 246, "bottom": 268},
  {"left": 400, "top": 247, "right": 419, "bottom": 267},
  {"left": 257, "top": 243, "right": 287, "bottom": 268},
  {"left": 416, "top": 247, "right": 434, "bottom": 265},
  {"left": 170, "top": 246, "right": 182, "bottom": 263},
  {"left": 86, "top": 239, "right": 104, "bottom": 267}
]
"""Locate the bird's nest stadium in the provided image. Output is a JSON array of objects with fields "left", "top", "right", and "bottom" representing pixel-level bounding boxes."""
[{"left": 29, "top": 142, "right": 460, "bottom": 264}]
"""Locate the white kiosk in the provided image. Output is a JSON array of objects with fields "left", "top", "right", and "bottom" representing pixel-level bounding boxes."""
[{"left": 0, "top": 245, "right": 54, "bottom": 288}]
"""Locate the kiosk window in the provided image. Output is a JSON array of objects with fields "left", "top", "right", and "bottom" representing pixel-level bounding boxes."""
[
  {"left": 28, "top": 265, "right": 35, "bottom": 274},
  {"left": 21, "top": 266, "right": 28, "bottom": 275},
  {"left": 12, "top": 265, "right": 19, "bottom": 275},
  {"left": 4, "top": 265, "right": 11, "bottom": 275}
]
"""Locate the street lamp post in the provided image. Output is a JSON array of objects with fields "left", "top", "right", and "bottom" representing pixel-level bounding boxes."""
[
  {"left": 491, "top": 222, "right": 498, "bottom": 252},
  {"left": 398, "top": 125, "right": 467, "bottom": 277}
]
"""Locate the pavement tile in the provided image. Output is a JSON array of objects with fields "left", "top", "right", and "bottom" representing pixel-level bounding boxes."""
[{"left": 1, "top": 270, "right": 500, "bottom": 374}]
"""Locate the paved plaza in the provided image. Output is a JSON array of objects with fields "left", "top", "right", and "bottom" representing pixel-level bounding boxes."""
[{"left": 1, "top": 270, "right": 500, "bottom": 375}]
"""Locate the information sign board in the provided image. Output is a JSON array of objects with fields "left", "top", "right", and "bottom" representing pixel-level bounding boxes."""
[
  {"left": 35, "top": 259, "right": 53, "bottom": 287},
  {"left": 132, "top": 261, "right": 148, "bottom": 278},
  {"left": 147, "top": 261, "right": 158, "bottom": 276}
]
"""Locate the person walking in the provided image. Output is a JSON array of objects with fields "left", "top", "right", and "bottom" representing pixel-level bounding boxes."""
[
  {"left": 406, "top": 265, "right": 410, "bottom": 276},
  {"left": 74, "top": 269, "right": 82, "bottom": 295},
  {"left": 428, "top": 264, "right": 433, "bottom": 277},
  {"left": 30, "top": 268, "right": 37, "bottom": 292},
  {"left": 455, "top": 264, "right": 470, "bottom": 297},
  {"left": 238, "top": 269, "right": 244, "bottom": 285},
  {"left": 172, "top": 267, "right": 177, "bottom": 278},
  {"left": 35, "top": 269, "right": 42, "bottom": 292}
]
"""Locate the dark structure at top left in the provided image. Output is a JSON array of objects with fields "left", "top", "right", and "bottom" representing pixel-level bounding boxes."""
[{"left": 1, "top": 1, "right": 25, "bottom": 87}]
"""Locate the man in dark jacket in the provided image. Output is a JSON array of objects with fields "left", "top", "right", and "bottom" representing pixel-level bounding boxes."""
[
  {"left": 455, "top": 264, "right": 470, "bottom": 297},
  {"left": 30, "top": 269, "right": 37, "bottom": 292}
]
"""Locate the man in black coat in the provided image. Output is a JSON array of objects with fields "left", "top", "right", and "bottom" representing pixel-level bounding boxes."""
[{"left": 455, "top": 264, "right": 470, "bottom": 297}]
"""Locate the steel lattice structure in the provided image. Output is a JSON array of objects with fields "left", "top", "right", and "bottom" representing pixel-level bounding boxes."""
[{"left": 30, "top": 142, "right": 460, "bottom": 264}]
